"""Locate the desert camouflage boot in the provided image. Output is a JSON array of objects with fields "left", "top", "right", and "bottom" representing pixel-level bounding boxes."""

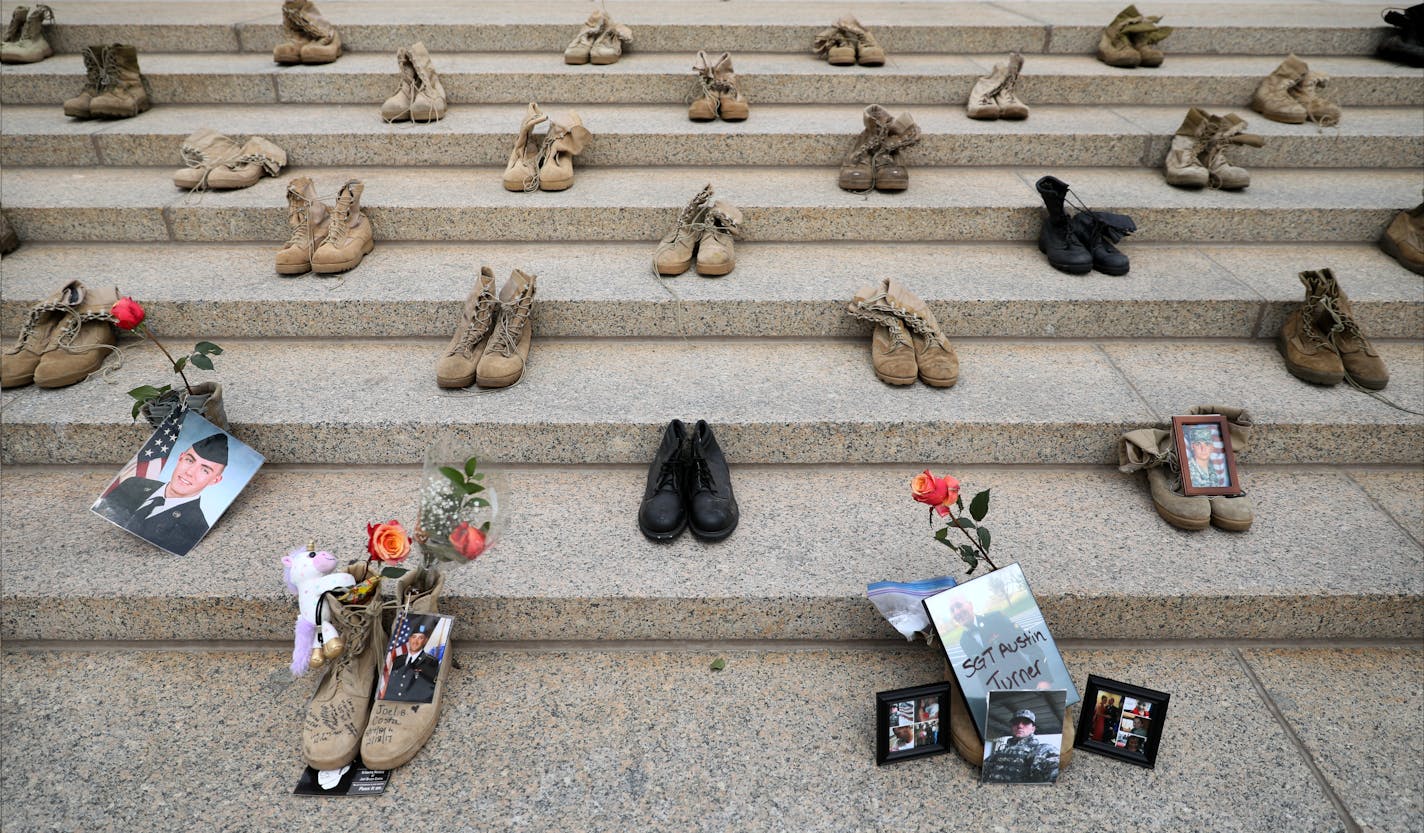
[
  {"left": 311, "top": 179, "right": 374, "bottom": 274},
  {"left": 1278, "top": 269, "right": 1344, "bottom": 386},
  {"left": 360, "top": 568, "right": 449, "bottom": 770},
  {"left": 847, "top": 281, "right": 918, "bottom": 386},
  {"left": 1316, "top": 268, "right": 1389, "bottom": 390},
  {"left": 1119, "top": 426, "right": 1211, "bottom": 530},
  {"left": 302, "top": 564, "right": 386, "bottom": 771},
  {"left": 475, "top": 269, "right": 537, "bottom": 388},
  {"left": 33, "top": 284, "right": 118, "bottom": 388},
  {"left": 1, "top": 279, "right": 82, "bottom": 388},
  {"left": 436, "top": 266, "right": 498, "bottom": 389}
]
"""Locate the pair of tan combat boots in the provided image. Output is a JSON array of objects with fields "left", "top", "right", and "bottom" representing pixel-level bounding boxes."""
[
  {"left": 274, "top": 0, "right": 340, "bottom": 65},
  {"left": 847, "top": 278, "right": 959, "bottom": 388},
  {"left": 1, "top": 4, "right": 53, "bottom": 63},
  {"left": 436, "top": 268, "right": 538, "bottom": 389},
  {"left": 1097, "top": 5, "right": 1171, "bottom": 68},
  {"left": 1164, "top": 108, "right": 1263, "bottom": 191},
  {"left": 1251, "top": 55, "right": 1340, "bottom": 126},
  {"left": 278, "top": 177, "right": 374, "bottom": 276},
  {"left": 655, "top": 184, "right": 742, "bottom": 277},
  {"left": 839, "top": 105, "right": 920, "bottom": 192},
  {"left": 564, "top": 9, "right": 632, "bottom": 65},
  {"left": 689, "top": 51, "right": 749, "bottom": 122},
  {"left": 967, "top": 53, "right": 1029, "bottom": 120},
  {"left": 381, "top": 42, "right": 447, "bottom": 123},
  {"left": 2, "top": 280, "right": 119, "bottom": 389},
  {"left": 502, "top": 104, "right": 591, "bottom": 192},
  {"left": 63, "top": 44, "right": 150, "bottom": 118},
  {"left": 172, "top": 129, "right": 287, "bottom": 191},
  {"left": 1279, "top": 269, "right": 1389, "bottom": 390},
  {"left": 303, "top": 567, "right": 448, "bottom": 772},
  {"left": 1120, "top": 406, "right": 1253, "bottom": 532},
  {"left": 813, "top": 16, "right": 885, "bottom": 66}
]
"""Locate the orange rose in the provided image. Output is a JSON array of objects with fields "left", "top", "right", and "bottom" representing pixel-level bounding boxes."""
[
  {"left": 449, "top": 522, "right": 486, "bottom": 560},
  {"left": 911, "top": 470, "right": 960, "bottom": 517},
  {"left": 366, "top": 520, "right": 410, "bottom": 563}
]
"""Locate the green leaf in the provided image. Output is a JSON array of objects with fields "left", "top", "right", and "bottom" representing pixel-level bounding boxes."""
[
  {"left": 472, "top": 473, "right": 485, "bottom": 481},
  {"left": 130, "top": 401, "right": 144, "bottom": 421},
  {"left": 190, "top": 354, "right": 214, "bottom": 371},
  {"left": 467, "top": 483, "right": 484, "bottom": 493},
  {"left": 970, "top": 489, "right": 991, "bottom": 523},
  {"left": 194, "top": 341, "right": 221, "bottom": 355},
  {"left": 468, "top": 497, "right": 490, "bottom": 508},
  {"left": 710, "top": 657, "right": 726, "bottom": 672},
  {"left": 439, "top": 466, "right": 465, "bottom": 489},
  {"left": 952, "top": 517, "right": 976, "bottom": 529},
  {"left": 977, "top": 527, "right": 992, "bottom": 550},
  {"left": 464, "top": 456, "right": 478, "bottom": 477},
  {"left": 955, "top": 494, "right": 964, "bottom": 510},
  {"left": 379, "top": 567, "right": 410, "bottom": 579},
  {"left": 480, "top": 522, "right": 490, "bottom": 532},
  {"left": 959, "top": 545, "right": 980, "bottom": 572},
  {"left": 172, "top": 356, "right": 187, "bottom": 373},
  {"left": 127, "top": 385, "right": 164, "bottom": 401},
  {"left": 933, "top": 527, "right": 948, "bottom": 541}
]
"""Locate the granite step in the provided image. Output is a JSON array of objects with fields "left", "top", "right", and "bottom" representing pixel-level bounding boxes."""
[
  {"left": 3, "top": 52, "right": 1419, "bottom": 107},
  {"left": 2, "top": 338, "right": 1421, "bottom": 466},
  {"left": 3, "top": 241, "right": 1420, "bottom": 340},
  {"left": 13, "top": 0, "right": 1398, "bottom": 56},
  {"left": 4, "top": 103, "right": 1421, "bottom": 169},
  {"left": 3, "top": 464, "right": 1420, "bottom": 641},
  {"left": 4, "top": 644, "right": 1416, "bottom": 831},
  {"left": 2, "top": 166, "right": 1416, "bottom": 243}
]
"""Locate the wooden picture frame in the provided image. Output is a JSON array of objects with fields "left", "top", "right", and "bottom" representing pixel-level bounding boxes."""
[
  {"left": 1171, "top": 414, "right": 1242, "bottom": 497},
  {"left": 875, "top": 682, "right": 951, "bottom": 765},
  {"left": 1072, "top": 675, "right": 1171, "bottom": 768}
]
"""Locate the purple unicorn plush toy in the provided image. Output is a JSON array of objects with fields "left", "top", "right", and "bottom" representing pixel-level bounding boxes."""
[{"left": 282, "top": 545, "right": 356, "bottom": 676}]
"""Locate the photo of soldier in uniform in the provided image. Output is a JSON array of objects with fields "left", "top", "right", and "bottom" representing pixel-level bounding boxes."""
[
  {"left": 91, "top": 409, "right": 264, "bottom": 556},
  {"left": 376, "top": 611, "right": 453, "bottom": 704},
  {"left": 980, "top": 689, "right": 1066, "bottom": 785},
  {"left": 1181, "top": 423, "right": 1231, "bottom": 490}
]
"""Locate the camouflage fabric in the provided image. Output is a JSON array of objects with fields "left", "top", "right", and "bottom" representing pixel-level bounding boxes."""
[{"left": 982, "top": 734, "right": 1060, "bottom": 783}]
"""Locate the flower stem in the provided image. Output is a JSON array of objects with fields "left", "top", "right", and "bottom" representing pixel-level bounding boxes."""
[
  {"left": 947, "top": 506, "right": 997, "bottom": 572},
  {"left": 138, "top": 324, "right": 193, "bottom": 394}
]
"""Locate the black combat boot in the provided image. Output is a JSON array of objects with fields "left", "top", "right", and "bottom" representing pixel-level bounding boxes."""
[
  {"left": 1071, "top": 209, "right": 1136, "bottom": 276},
  {"left": 1035, "top": 176, "right": 1093, "bottom": 275},
  {"left": 638, "top": 419, "right": 689, "bottom": 541},
  {"left": 683, "top": 420, "right": 739, "bottom": 541},
  {"left": 1379, "top": 5, "right": 1424, "bottom": 67}
]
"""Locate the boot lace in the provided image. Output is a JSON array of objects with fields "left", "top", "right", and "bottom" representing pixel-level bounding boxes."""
[
  {"left": 81, "top": 45, "right": 106, "bottom": 92},
  {"left": 101, "top": 46, "right": 120, "bottom": 90},
  {"left": 653, "top": 453, "right": 680, "bottom": 493},
  {"left": 651, "top": 185, "right": 715, "bottom": 275},
  {"left": 521, "top": 131, "right": 558, "bottom": 193},
  {"left": 486, "top": 290, "right": 533, "bottom": 357},
  {"left": 848, "top": 290, "right": 943, "bottom": 349},
  {"left": 284, "top": 188, "right": 316, "bottom": 249},
  {"left": 870, "top": 123, "right": 921, "bottom": 170},
  {"left": 5, "top": 299, "right": 73, "bottom": 355},
  {"left": 687, "top": 447, "right": 720, "bottom": 495},
  {"left": 321, "top": 186, "right": 356, "bottom": 247},
  {"left": 1290, "top": 72, "right": 1339, "bottom": 128},
  {"left": 447, "top": 292, "right": 497, "bottom": 357},
  {"left": 321, "top": 599, "right": 376, "bottom": 673}
]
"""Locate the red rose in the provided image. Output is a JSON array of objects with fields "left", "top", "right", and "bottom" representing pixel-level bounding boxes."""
[
  {"left": 910, "top": 470, "right": 961, "bottom": 517},
  {"left": 366, "top": 520, "right": 410, "bottom": 563},
  {"left": 111, "top": 297, "right": 146, "bottom": 331},
  {"left": 449, "top": 522, "right": 486, "bottom": 560}
]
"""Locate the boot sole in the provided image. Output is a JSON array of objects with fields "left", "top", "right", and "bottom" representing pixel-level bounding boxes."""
[
  {"left": 89, "top": 101, "right": 151, "bottom": 118},
  {"left": 1348, "top": 373, "right": 1389, "bottom": 391},
  {"left": 1094, "top": 262, "right": 1130, "bottom": 277},
  {"left": 475, "top": 368, "right": 523, "bottom": 388},
  {"left": 919, "top": 374, "right": 958, "bottom": 388},
  {"left": 563, "top": 56, "right": 590, "bottom": 65},
  {"left": 875, "top": 370, "right": 916, "bottom": 386},
  {"left": 62, "top": 105, "right": 92, "bottom": 118},
  {"left": 1379, "top": 232, "right": 1424, "bottom": 276},
  {"left": 657, "top": 263, "right": 692, "bottom": 276},
  {"left": 690, "top": 518, "right": 738, "bottom": 541},
  {"left": 589, "top": 55, "right": 619, "bottom": 65},
  {"left": 312, "top": 238, "right": 375, "bottom": 275},
  {"left": 276, "top": 262, "right": 313, "bottom": 276},
  {"left": 639, "top": 515, "right": 687, "bottom": 542},
  {"left": 436, "top": 374, "right": 476, "bottom": 389},
  {"left": 539, "top": 178, "right": 574, "bottom": 191},
  {"left": 695, "top": 261, "right": 734, "bottom": 277},
  {"left": 875, "top": 180, "right": 909, "bottom": 192},
  {"left": 1153, "top": 500, "right": 1210, "bottom": 531},
  {"left": 1210, "top": 513, "right": 1253, "bottom": 532},
  {"left": 1276, "top": 335, "right": 1344, "bottom": 386}
]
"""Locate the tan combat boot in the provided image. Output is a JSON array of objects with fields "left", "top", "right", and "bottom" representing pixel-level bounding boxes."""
[
  {"left": 695, "top": 199, "right": 742, "bottom": 277},
  {"left": 839, "top": 105, "right": 892, "bottom": 192},
  {"left": 967, "top": 53, "right": 1028, "bottom": 120},
  {"left": 710, "top": 52, "right": 749, "bottom": 121},
  {"left": 688, "top": 51, "right": 720, "bottom": 121},
  {"left": 536, "top": 111, "right": 590, "bottom": 191},
  {"left": 280, "top": 0, "right": 340, "bottom": 64},
  {"left": 1251, "top": 55, "right": 1309, "bottom": 124},
  {"left": 1, "top": 280, "right": 82, "bottom": 389},
  {"left": 88, "top": 44, "right": 149, "bottom": 118},
  {"left": 312, "top": 180, "right": 374, "bottom": 275},
  {"left": 1317, "top": 269, "right": 1389, "bottom": 390},
  {"left": 172, "top": 128, "right": 243, "bottom": 190},
  {"left": 1188, "top": 404, "right": 1253, "bottom": 532},
  {"left": 1097, "top": 6, "right": 1146, "bottom": 68},
  {"left": 1288, "top": 65, "right": 1340, "bottom": 127},
  {"left": 302, "top": 564, "right": 386, "bottom": 771},
  {"left": 836, "top": 15, "right": 885, "bottom": 66},
  {"left": 846, "top": 281, "right": 918, "bottom": 386},
  {"left": 1120, "top": 427, "right": 1211, "bottom": 530},
  {"left": 1380, "top": 203, "right": 1424, "bottom": 275},
  {"left": 382, "top": 42, "right": 446, "bottom": 123},
  {"left": 435, "top": 266, "right": 498, "bottom": 389},
  {"left": 564, "top": 10, "right": 605, "bottom": 65},
  {"left": 589, "top": 16, "right": 632, "bottom": 65},
  {"left": 33, "top": 284, "right": 118, "bottom": 388},
  {"left": 1163, "top": 107, "right": 1210, "bottom": 188},
  {"left": 1201, "top": 113, "right": 1263, "bottom": 191},
  {"left": 872, "top": 111, "right": 920, "bottom": 192},
  {"left": 1127, "top": 11, "right": 1171, "bottom": 67},
  {"left": 63, "top": 45, "right": 106, "bottom": 118},
  {"left": 654, "top": 184, "right": 713, "bottom": 276},
  {"left": 1, "top": 4, "right": 53, "bottom": 64},
  {"left": 502, "top": 103, "right": 549, "bottom": 192},
  {"left": 361, "top": 568, "right": 449, "bottom": 770},
  {"left": 1, "top": 6, "right": 26, "bottom": 46},
  {"left": 1278, "top": 269, "right": 1344, "bottom": 386},
  {"left": 206, "top": 136, "right": 286, "bottom": 189},
  {"left": 475, "top": 269, "right": 537, "bottom": 388},
  {"left": 276, "top": 176, "right": 330, "bottom": 276},
  {"left": 813, "top": 23, "right": 856, "bottom": 66},
  {"left": 886, "top": 278, "right": 957, "bottom": 387}
]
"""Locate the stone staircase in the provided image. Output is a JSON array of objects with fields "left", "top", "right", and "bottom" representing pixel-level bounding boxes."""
[{"left": 1, "top": 1, "right": 1421, "bottom": 830}]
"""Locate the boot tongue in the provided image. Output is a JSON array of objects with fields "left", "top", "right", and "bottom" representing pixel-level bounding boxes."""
[{"left": 60, "top": 282, "right": 84, "bottom": 306}]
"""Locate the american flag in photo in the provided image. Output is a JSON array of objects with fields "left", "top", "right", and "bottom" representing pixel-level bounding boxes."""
[
  {"left": 377, "top": 611, "right": 413, "bottom": 699},
  {"left": 104, "top": 408, "right": 185, "bottom": 496}
]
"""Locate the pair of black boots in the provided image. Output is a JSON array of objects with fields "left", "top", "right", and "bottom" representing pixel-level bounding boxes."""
[
  {"left": 1380, "top": 4, "right": 1424, "bottom": 67},
  {"left": 638, "top": 419, "right": 739, "bottom": 542},
  {"left": 1036, "top": 175, "right": 1136, "bottom": 276}
]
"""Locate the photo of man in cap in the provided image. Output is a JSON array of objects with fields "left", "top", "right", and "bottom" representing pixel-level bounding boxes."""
[
  {"left": 382, "top": 621, "right": 441, "bottom": 704},
  {"left": 93, "top": 431, "right": 230, "bottom": 556},
  {"left": 981, "top": 694, "right": 1064, "bottom": 784}
]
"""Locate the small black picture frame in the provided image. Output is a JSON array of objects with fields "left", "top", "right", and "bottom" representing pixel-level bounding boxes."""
[
  {"left": 1073, "top": 674, "right": 1171, "bottom": 768},
  {"left": 875, "top": 682, "right": 951, "bottom": 765}
]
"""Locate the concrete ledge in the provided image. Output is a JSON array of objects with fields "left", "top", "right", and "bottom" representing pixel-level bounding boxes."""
[{"left": 2, "top": 466, "right": 1419, "bottom": 641}]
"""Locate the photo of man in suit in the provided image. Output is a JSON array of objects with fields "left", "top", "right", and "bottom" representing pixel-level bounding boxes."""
[
  {"left": 383, "top": 624, "right": 441, "bottom": 703},
  {"left": 950, "top": 596, "right": 1045, "bottom": 671},
  {"left": 93, "top": 432, "right": 229, "bottom": 556}
]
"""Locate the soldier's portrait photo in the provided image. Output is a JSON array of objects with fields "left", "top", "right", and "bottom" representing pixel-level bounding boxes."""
[
  {"left": 91, "top": 409, "right": 265, "bottom": 556},
  {"left": 981, "top": 689, "right": 1066, "bottom": 785},
  {"left": 1181, "top": 423, "right": 1230, "bottom": 489},
  {"left": 377, "top": 612, "right": 453, "bottom": 704}
]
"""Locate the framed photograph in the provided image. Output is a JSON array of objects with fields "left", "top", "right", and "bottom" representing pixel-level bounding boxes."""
[
  {"left": 922, "top": 563, "right": 1078, "bottom": 738},
  {"left": 91, "top": 408, "right": 265, "bottom": 556},
  {"left": 1073, "top": 674, "right": 1171, "bottom": 768},
  {"left": 875, "top": 682, "right": 949, "bottom": 765},
  {"left": 1172, "top": 414, "right": 1241, "bottom": 496},
  {"left": 981, "top": 689, "right": 1066, "bottom": 785},
  {"left": 376, "top": 611, "right": 454, "bottom": 704}
]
